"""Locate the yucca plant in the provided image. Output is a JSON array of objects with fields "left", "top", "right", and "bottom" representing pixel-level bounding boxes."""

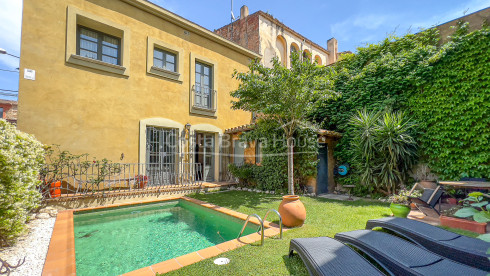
[{"left": 350, "top": 109, "right": 418, "bottom": 195}]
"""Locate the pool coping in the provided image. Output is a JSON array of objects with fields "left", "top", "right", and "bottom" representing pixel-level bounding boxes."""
[{"left": 42, "top": 196, "right": 286, "bottom": 276}]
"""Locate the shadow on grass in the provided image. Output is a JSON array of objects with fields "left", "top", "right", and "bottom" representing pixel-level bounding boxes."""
[
  {"left": 191, "top": 190, "right": 389, "bottom": 209},
  {"left": 282, "top": 253, "right": 310, "bottom": 276},
  {"left": 190, "top": 190, "right": 283, "bottom": 211}
]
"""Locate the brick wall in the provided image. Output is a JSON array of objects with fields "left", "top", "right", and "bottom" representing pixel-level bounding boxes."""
[{"left": 214, "top": 13, "right": 261, "bottom": 54}]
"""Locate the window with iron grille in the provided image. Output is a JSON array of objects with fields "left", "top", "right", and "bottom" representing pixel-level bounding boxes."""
[
  {"left": 194, "top": 62, "right": 213, "bottom": 109},
  {"left": 77, "top": 26, "right": 120, "bottom": 65},
  {"left": 153, "top": 48, "right": 176, "bottom": 72}
]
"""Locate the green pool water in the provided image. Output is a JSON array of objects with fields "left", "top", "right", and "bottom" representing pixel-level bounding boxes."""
[{"left": 74, "top": 200, "right": 257, "bottom": 276}]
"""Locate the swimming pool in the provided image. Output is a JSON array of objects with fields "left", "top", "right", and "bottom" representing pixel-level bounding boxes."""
[{"left": 74, "top": 200, "right": 258, "bottom": 276}]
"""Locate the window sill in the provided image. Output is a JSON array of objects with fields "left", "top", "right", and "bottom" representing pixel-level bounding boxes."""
[
  {"left": 67, "top": 54, "right": 128, "bottom": 76},
  {"left": 148, "top": 66, "right": 182, "bottom": 82},
  {"left": 190, "top": 106, "right": 217, "bottom": 118}
]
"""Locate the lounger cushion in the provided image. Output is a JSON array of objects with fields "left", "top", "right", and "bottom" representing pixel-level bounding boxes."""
[
  {"left": 289, "top": 237, "right": 384, "bottom": 276},
  {"left": 366, "top": 217, "right": 490, "bottom": 271},
  {"left": 335, "top": 230, "right": 486, "bottom": 276}
]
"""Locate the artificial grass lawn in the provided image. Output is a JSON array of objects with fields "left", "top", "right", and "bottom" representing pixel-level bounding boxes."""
[
  {"left": 163, "top": 191, "right": 479, "bottom": 275},
  {"left": 164, "top": 191, "right": 391, "bottom": 275}
]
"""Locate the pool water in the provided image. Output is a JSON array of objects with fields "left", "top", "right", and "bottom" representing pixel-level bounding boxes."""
[{"left": 74, "top": 200, "right": 257, "bottom": 276}]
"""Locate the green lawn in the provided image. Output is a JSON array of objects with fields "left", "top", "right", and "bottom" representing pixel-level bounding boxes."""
[
  {"left": 163, "top": 191, "right": 478, "bottom": 275},
  {"left": 164, "top": 191, "right": 391, "bottom": 275}
]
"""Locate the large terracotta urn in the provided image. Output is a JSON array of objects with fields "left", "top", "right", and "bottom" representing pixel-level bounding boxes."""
[{"left": 279, "top": 195, "right": 306, "bottom": 227}]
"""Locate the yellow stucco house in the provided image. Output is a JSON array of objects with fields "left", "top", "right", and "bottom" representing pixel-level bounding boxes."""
[{"left": 18, "top": 0, "right": 261, "bottom": 183}]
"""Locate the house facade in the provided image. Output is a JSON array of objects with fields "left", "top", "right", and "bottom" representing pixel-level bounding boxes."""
[
  {"left": 18, "top": 0, "right": 260, "bottom": 183},
  {"left": 214, "top": 5, "right": 339, "bottom": 68}
]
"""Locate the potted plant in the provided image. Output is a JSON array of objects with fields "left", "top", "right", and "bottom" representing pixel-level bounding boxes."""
[
  {"left": 39, "top": 145, "right": 87, "bottom": 198},
  {"left": 136, "top": 175, "right": 148, "bottom": 189},
  {"left": 440, "top": 192, "right": 489, "bottom": 234},
  {"left": 411, "top": 164, "right": 438, "bottom": 189},
  {"left": 388, "top": 189, "right": 422, "bottom": 218}
]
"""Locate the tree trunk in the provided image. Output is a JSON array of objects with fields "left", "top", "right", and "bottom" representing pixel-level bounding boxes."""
[{"left": 287, "top": 136, "right": 294, "bottom": 195}]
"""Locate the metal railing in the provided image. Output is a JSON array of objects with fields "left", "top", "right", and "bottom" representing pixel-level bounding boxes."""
[
  {"left": 192, "top": 84, "right": 217, "bottom": 111},
  {"left": 39, "top": 162, "right": 202, "bottom": 200},
  {"left": 238, "top": 213, "right": 264, "bottom": 246}
]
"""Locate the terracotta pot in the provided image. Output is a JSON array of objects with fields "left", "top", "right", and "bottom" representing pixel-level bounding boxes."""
[
  {"left": 440, "top": 215, "right": 487, "bottom": 234},
  {"left": 446, "top": 198, "right": 458, "bottom": 205},
  {"left": 419, "top": 180, "right": 437, "bottom": 189},
  {"left": 279, "top": 195, "right": 306, "bottom": 227},
  {"left": 49, "top": 181, "right": 61, "bottom": 198},
  {"left": 390, "top": 203, "right": 411, "bottom": 218}
]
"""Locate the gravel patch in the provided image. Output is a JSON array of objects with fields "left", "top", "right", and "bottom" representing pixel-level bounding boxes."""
[{"left": 0, "top": 216, "right": 56, "bottom": 276}]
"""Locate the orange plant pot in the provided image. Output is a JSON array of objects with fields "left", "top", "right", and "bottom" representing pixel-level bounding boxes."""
[
  {"left": 279, "top": 195, "right": 306, "bottom": 227},
  {"left": 50, "top": 181, "right": 61, "bottom": 198},
  {"left": 138, "top": 181, "right": 148, "bottom": 189}
]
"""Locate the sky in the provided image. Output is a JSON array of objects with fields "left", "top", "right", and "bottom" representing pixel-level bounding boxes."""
[{"left": 0, "top": 0, "right": 489, "bottom": 101}]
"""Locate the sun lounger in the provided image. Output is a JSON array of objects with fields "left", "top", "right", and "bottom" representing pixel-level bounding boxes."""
[
  {"left": 365, "top": 217, "right": 490, "bottom": 271},
  {"left": 289, "top": 237, "right": 384, "bottom": 276},
  {"left": 334, "top": 230, "right": 487, "bottom": 275}
]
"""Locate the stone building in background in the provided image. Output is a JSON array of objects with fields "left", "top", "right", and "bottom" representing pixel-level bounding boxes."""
[
  {"left": 0, "top": 99, "right": 18, "bottom": 125},
  {"left": 215, "top": 5, "right": 339, "bottom": 68}
]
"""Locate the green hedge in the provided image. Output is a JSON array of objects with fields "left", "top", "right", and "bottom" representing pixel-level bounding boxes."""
[{"left": 0, "top": 120, "right": 44, "bottom": 245}]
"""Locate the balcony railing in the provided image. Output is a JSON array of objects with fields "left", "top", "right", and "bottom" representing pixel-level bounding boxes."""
[
  {"left": 39, "top": 162, "right": 203, "bottom": 200},
  {"left": 192, "top": 84, "right": 217, "bottom": 112}
]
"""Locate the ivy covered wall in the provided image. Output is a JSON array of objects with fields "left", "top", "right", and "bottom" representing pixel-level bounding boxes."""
[
  {"left": 408, "top": 28, "right": 490, "bottom": 179},
  {"left": 313, "top": 24, "right": 489, "bottom": 191}
]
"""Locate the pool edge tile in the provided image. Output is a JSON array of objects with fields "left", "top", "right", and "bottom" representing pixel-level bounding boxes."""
[
  {"left": 196, "top": 246, "right": 223, "bottom": 259},
  {"left": 42, "top": 210, "right": 76, "bottom": 276},
  {"left": 150, "top": 259, "right": 182, "bottom": 274},
  {"left": 121, "top": 266, "right": 155, "bottom": 276},
  {"left": 175, "top": 252, "right": 204, "bottom": 267}
]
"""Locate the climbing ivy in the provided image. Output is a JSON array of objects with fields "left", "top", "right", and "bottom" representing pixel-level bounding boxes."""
[
  {"left": 313, "top": 23, "right": 489, "bottom": 193},
  {"left": 408, "top": 27, "right": 490, "bottom": 179}
]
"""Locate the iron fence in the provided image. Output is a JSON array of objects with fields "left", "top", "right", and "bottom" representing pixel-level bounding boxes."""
[{"left": 39, "top": 162, "right": 202, "bottom": 200}]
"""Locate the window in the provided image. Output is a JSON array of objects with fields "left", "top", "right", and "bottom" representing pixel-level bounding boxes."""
[
  {"left": 194, "top": 62, "right": 213, "bottom": 110},
  {"left": 66, "top": 6, "right": 129, "bottom": 75},
  {"left": 189, "top": 53, "right": 218, "bottom": 117},
  {"left": 77, "top": 26, "right": 120, "bottom": 65},
  {"left": 153, "top": 48, "right": 176, "bottom": 72},
  {"left": 0, "top": 107, "right": 3, "bottom": 118},
  {"left": 234, "top": 140, "right": 245, "bottom": 165}
]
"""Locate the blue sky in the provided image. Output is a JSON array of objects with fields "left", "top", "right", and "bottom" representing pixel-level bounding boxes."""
[{"left": 0, "top": 0, "right": 489, "bottom": 101}]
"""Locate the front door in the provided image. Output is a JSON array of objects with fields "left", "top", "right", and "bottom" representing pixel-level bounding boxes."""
[
  {"left": 316, "top": 143, "right": 328, "bottom": 194},
  {"left": 195, "top": 133, "right": 215, "bottom": 182}
]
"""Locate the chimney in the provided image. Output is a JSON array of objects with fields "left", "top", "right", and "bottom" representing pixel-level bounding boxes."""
[
  {"left": 240, "top": 5, "right": 249, "bottom": 19},
  {"left": 327, "top": 38, "right": 338, "bottom": 63}
]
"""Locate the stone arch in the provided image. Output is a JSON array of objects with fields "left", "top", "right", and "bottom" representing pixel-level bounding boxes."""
[
  {"left": 290, "top": 42, "right": 299, "bottom": 65},
  {"left": 314, "top": 55, "right": 322, "bottom": 65},
  {"left": 276, "top": 35, "right": 287, "bottom": 66},
  {"left": 303, "top": 49, "right": 312, "bottom": 62}
]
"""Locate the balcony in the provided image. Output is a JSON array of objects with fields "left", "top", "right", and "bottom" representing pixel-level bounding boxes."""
[{"left": 191, "top": 84, "right": 217, "bottom": 117}]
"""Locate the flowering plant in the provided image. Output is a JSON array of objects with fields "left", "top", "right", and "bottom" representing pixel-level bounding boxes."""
[{"left": 389, "top": 189, "right": 422, "bottom": 206}]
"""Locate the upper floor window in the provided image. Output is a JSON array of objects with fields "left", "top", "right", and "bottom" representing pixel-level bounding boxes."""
[
  {"left": 77, "top": 26, "right": 120, "bottom": 65},
  {"left": 153, "top": 48, "right": 176, "bottom": 72},
  {"left": 194, "top": 62, "right": 213, "bottom": 110}
]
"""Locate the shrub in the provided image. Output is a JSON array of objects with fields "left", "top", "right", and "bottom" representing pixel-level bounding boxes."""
[
  {"left": 350, "top": 110, "right": 418, "bottom": 195},
  {"left": 0, "top": 120, "right": 45, "bottom": 245}
]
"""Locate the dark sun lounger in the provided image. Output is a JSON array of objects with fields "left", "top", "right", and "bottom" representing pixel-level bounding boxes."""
[
  {"left": 366, "top": 217, "right": 490, "bottom": 271},
  {"left": 334, "top": 230, "right": 487, "bottom": 276},
  {"left": 289, "top": 237, "right": 384, "bottom": 276}
]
